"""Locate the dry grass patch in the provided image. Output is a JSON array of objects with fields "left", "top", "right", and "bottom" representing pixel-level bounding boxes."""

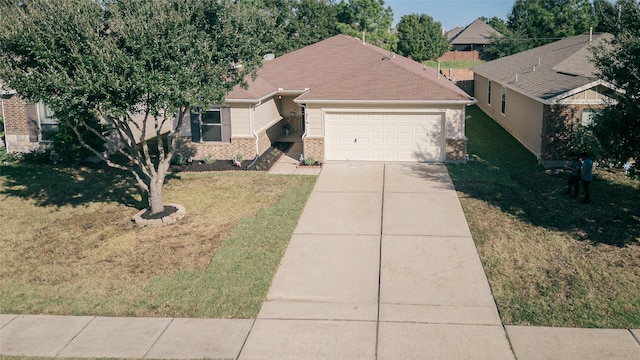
[{"left": 0, "top": 165, "right": 316, "bottom": 318}]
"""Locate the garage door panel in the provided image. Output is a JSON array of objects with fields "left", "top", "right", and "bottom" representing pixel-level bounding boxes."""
[{"left": 325, "top": 112, "right": 444, "bottom": 162}]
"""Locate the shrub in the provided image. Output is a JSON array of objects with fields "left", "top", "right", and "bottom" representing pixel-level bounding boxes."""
[
  {"left": 172, "top": 154, "right": 187, "bottom": 165},
  {"left": 304, "top": 156, "right": 317, "bottom": 166},
  {"left": 20, "top": 148, "right": 52, "bottom": 164},
  {"left": 0, "top": 148, "right": 22, "bottom": 163},
  {"left": 203, "top": 155, "right": 216, "bottom": 164}
]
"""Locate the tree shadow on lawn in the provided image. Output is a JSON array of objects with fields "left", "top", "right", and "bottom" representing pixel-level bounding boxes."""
[
  {"left": 0, "top": 162, "right": 143, "bottom": 209},
  {"left": 452, "top": 162, "right": 640, "bottom": 248}
]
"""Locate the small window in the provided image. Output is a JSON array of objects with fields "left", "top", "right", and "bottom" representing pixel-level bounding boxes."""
[
  {"left": 201, "top": 108, "right": 222, "bottom": 142},
  {"left": 38, "top": 102, "right": 58, "bottom": 142},
  {"left": 488, "top": 81, "right": 492, "bottom": 105},
  {"left": 501, "top": 87, "right": 507, "bottom": 115},
  {"left": 581, "top": 109, "right": 596, "bottom": 127}
]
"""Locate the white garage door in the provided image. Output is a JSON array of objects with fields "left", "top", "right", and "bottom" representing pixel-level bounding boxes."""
[{"left": 324, "top": 112, "right": 444, "bottom": 162}]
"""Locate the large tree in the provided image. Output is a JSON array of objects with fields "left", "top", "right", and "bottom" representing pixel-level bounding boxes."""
[
  {"left": 480, "top": 16, "right": 509, "bottom": 35},
  {"left": 290, "top": 0, "right": 340, "bottom": 49},
  {"left": 337, "top": 0, "right": 396, "bottom": 50},
  {"left": 508, "top": 0, "right": 596, "bottom": 46},
  {"left": 0, "top": 0, "right": 274, "bottom": 214},
  {"left": 396, "top": 14, "right": 449, "bottom": 62},
  {"left": 486, "top": 0, "right": 598, "bottom": 59},
  {"left": 591, "top": 0, "right": 640, "bottom": 163}
]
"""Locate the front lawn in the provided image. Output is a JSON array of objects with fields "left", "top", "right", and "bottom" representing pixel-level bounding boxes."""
[
  {"left": 448, "top": 106, "right": 640, "bottom": 328},
  {"left": 0, "top": 164, "right": 316, "bottom": 318}
]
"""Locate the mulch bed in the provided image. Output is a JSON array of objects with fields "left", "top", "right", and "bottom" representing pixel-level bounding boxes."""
[{"left": 169, "top": 142, "right": 293, "bottom": 173}]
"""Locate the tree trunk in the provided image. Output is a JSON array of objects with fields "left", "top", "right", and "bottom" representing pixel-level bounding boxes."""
[{"left": 148, "top": 173, "right": 165, "bottom": 214}]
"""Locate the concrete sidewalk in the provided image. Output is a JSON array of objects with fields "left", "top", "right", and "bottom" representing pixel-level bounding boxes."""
[{"left": 2, "top": 162, "right": 640, "bottom": 359}]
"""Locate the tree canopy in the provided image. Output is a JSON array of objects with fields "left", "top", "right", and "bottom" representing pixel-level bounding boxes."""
[
  {"left": 485, "top": 0, "right": 599, "bottom": 59},
  {"left": 591, "top": 0, "right": 640, "bottom": 163},
  {"left": 0, "top": 0, "right": 274, "bottom": 214},
  {"left": 337, "top": 0, "right": 396, "bottom": 50},
  {"left": 396, "top": 14, "right": 449, "bottom": 62}
]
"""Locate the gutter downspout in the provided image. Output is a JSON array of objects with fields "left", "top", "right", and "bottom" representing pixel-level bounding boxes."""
[
  {"left": 250, "top": 102, "right": 260, "bottom": 161},
  {"left": 1, "top": 97, "right": 8, "bottom": 153}
]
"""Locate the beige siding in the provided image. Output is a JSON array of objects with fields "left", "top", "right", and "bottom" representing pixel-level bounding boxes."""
[
  {"left": 305, "top": 106, "right": 323, "bottom": 136},
  {"left": 125, "top": 112, "right": 174, "bottom": 141},
  {"left": 230, "top": 106, "right": 251, "bottom": 137},
  {"left": 445, "top": 106, "right": 465, "bottom": 139},
  {"left": 475, "top": 75, "right": 544, "bottom": 155},
  {"left": 253, "top": 98, "right": 282, "bottom": 133}
]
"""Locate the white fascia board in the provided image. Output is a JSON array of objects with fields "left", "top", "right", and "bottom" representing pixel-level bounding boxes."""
[
  {"left": 544, "top": 80, "right": 623, "bottom": 105},
  {"left": 293, "top": 99, "right": 477, "bottom": 105},
  {"left": 225, "top": 89, "right": 309, "bottom": 105},
  {"left": 0, "top": 89, "right": 17, "bottom": 96}
]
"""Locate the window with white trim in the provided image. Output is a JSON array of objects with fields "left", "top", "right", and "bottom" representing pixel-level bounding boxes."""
[
  {"left": 37, "top": 101, "right": 58, "bottom": 142},
  {"left": 488, "top": 80, "right": 492, "bottom": 105},
  {"left": 581, "top": 109, "right": 597, "bottom": 126},
  {"left": 501, "top": 87, "right": 507, "bottom": 115}
]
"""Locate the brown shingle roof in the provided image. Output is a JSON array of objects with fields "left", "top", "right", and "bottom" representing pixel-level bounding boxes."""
[
  {"left": 472, "top": 33, "right": 613, "bottom": 103},
  {"left": 226, "top": 35, "right": 474, "bottom": 104},
  {"left": 449, "top": 19, "right": 503, "bottom": 46}
]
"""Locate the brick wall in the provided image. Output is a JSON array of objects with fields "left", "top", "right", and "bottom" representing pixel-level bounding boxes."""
[
  {"left": 176, "top": 136, "right": 256, "bottom": 161},
  {"left": 446, "top": 138, "right": 468, "bottom": 162},
  {"left": 175, "top": 121, "right": 284, "bottom": 161},
  {"left": 3, "top": 96, "right": 41, "bottom": 152},
  {"left": 303, "top": 137, "right": 324, "bottom": 162}
]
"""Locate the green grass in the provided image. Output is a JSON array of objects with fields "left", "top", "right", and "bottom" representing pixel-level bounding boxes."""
[
  {"left": 138, "top": 178, "right": 314, "bottom": 318},
  {"left": 425, "top": 59, "right": 485, "bottom": 70},
  {"left": 448, "top": 106, "right": 640, "bottom": 328},
  {"left": 0, "top": 165, "right": 316, "bottom": 318}
]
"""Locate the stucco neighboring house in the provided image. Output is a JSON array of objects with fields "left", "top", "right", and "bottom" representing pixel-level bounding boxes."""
[
  {"left": 472, "top": 32, "right": 619, "bottom": 165},
  {"left": 180, "top": 34, "right": 477, "bottom": 163}
]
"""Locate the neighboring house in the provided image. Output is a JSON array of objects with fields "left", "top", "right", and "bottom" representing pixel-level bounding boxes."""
[
  {"left": 472, "top": 32, "right": 618, "bottom": 164},
  {"left": 0, "top": 89, "right": 172, "bottom": 154},
  {"left": 440, "top": 18, "right": 503, "bottom": 61},
  {"left": 0, "top": 86, "right": 57, "bottom": 153},
  {"left": 180, "top": 34, "right": 476, "bottom": 163}
]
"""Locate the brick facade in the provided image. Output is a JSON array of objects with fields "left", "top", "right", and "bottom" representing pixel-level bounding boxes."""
[
  {"left": 446, "top": 138, "right": 468, "bottom": 162},
  {"left": 176, "top": 136, "right": 255, "bottom": 161},
  {"left": 176, "top": 120, "right": 285, "bottom": 161},
  {"left": 2, "top": 95, "right": 41, "bottom": 152},
  {"left": 303, "top": 137, "right": 324, "bottom": 162}
]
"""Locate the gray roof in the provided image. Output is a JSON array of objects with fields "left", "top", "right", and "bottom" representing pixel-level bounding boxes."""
[
  {"left": 472, "top": 33, "right": 614, "bottom": 103},
  {"left": 449, "top": 19, "right": 503, "bottom": 45},
  {"left": 446, "top": 27, "right": 463, "bottom": 41}
]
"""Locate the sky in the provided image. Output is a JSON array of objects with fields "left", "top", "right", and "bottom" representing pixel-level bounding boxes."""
[{"left": 385, "top": 0, "right": 516, "bottom": 31}]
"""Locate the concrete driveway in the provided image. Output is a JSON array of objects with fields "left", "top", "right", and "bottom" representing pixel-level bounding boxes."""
[{"left": 240, "top": 162, "right": 514, "bottom": 360}]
